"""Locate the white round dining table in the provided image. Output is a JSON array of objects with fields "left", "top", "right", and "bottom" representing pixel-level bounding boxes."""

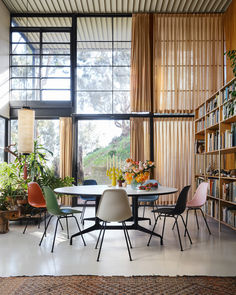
[{"left": 55, "top": 185, "right": 178, "bottom": 245}]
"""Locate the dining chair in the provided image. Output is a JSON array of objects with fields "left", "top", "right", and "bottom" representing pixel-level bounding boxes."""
[
  {"left": 23, "top": 182, "right": 47, "bottom": 234},
  {"left": 147, "top": 185, "right": 192, "bottom": 251},
  {"left": 95, "top": 189, "right": 133, "bottom": 261},
  {"left": 39, "top": 186, "right": 86, "bottom": 252},
  {"left": 80, "top": 179, "right": 97, "bottom": 225},
  {"left": 184, "top": 182, "right": 211, "bottom": 235},
  {"left": 138, "top": 179, "right": 161, "bottom": 221}
]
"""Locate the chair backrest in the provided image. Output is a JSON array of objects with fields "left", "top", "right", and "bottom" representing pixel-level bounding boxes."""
[
  {"left": 172, "top": 185, "right": 191, "bottom": 215},
  {"left": 189, "top": 182, "right": 208, "bottom": 207},
  {"left": 27, "top": 182, "right": 46, "bottom": 207},
  {"left": 96, "top": 189, "right": 132, "bottom": 222},
  {"left": 42, "top": 186, "right": 62, "bottom": 216},
  {"left": 83, "top": 179, "right": 97, "bottom": 185},
  {"left": 144, "top": 179, "right": 161, "bottom": 186}
]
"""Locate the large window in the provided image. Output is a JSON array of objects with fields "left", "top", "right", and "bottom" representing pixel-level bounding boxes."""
[
  {"left": 0, "top": 118, "right": 5, "bottom": 162},
  {"left": 76, "top": 17, "right": 131, "bottom": 114},
  {"left": 10, "top": 30, "right": 71, "bottom": 101}
]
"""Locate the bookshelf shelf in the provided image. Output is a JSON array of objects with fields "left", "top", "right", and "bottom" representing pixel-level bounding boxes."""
[{"left": 194, "top": 77, "right": 236, "bottom": 232}]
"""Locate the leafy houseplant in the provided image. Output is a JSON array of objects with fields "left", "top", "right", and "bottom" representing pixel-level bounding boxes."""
[{"left": 225, "top": 50, "right": 236, "bottom": 77}]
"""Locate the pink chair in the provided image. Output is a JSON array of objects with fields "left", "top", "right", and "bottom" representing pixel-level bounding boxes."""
[{"left": 185, "top": 182, "right": 211, "bottom": 235}]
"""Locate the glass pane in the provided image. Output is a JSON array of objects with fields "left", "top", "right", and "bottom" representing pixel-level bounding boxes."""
[
  {"left": 12, "top": 17, "right": 72, "bottom": 27},
  {"left": 41, "top": 90, "right": 70, "bottom": 101},
  {"left": 77, "top": 120, "right": 130, "bottom": 184},
  {"left": 77, "top": 18, "right": 112, "bottom": 41},
  {"left": 113, "top": 42, "right": 131, "bottom": 66},
  {"left": 77, "top": 92, "right": 112, "bottom": 114},
  {"left": 41, "top": 78, "right": 70, "bottom": 89},
  {"left": 36, "top": 120, "right": 60, "bottom": 175},
  {"left": 77, "top": 67, "right": 112, "bottom": 90},
  {"left": 0, "top": 118, "right": 5, "bottom": 163},
  {"left": 113, "top": 67, "right": 130, "bottom": 90},
  {"left": 11, "top": 67, "right": 40, "bottom": 77},
  {"left": 113, "top": 92, "right": 130, "bottom": 113},
  {"left": 11, "top": 55, "right": 40, "bottom": 66},
  {"left": 41, "top": 67, "right": 70, "bottom": 78},
  {"left": 11, "top": 43, "right": 39, "bottom": 54},
  {"left": 113, "top": 17, "right": 132, "bottom": 41},
  {"left": 12, "top": 32, "right": 40, "bottom": 43},
  {"left": 43, "top": 32, "right": 70, "bottom": 43},
  {"left": 42, "top": 43, "right": 70, "bottom": 54},
  {"left": 9, "top": 120, "right": 17, "bottom": 162},
  {"left": 42, "top": 55, "right": 70, "bottom": 66},
  {"left": 11, "top": 78, "right": 40, "bottom": 89},
  {"left": 77, "top": 42, "right": 112, "bottom": 65},
  {"left": 11, "top": 90, "right": 40, "bottom": 101}
]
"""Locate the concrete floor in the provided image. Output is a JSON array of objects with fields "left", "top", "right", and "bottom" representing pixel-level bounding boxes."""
[{"left": 0, "top": 207, "right": 235, "bottom": 277}]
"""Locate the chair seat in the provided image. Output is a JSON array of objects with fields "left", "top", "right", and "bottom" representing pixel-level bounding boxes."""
[
  {"left": 153, "top": 207, "right": 175, "bottom": 214},
  {"left": 186, "top": 204, "right": 201, "bottom": 209},
  {"left": 80, "top": 196, "right": 96, "bottom": 201},
  {"left": 29, "top": 202, "right": 46, "bottom": 208},
  {"left": 61, "top": 208, "right": 82, "bottom": 215},
  {"left": 138, "top": 195, "right": 159, "bottom": 202}
]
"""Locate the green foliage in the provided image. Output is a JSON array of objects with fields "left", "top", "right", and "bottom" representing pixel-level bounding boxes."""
[{"left": 225, "top": 50, "right": 236, "bottom": 77}]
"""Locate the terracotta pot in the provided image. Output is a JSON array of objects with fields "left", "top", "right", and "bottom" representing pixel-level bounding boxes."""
[{"left": 118, "top": 180, "right": 123, "bottom": 187}]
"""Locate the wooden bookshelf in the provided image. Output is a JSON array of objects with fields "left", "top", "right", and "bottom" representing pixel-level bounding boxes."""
[{"left": 194, "top": 77, "right": 236, "bottom": 231}]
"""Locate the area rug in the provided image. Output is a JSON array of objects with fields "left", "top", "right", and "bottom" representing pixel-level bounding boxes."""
[{"left": 0, "top": 275, "right": 235, "bottom": 295}]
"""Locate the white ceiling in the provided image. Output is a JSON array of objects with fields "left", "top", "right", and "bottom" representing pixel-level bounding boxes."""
[{"left": 2, "top": 0, "right": 232, "bottom": 14}]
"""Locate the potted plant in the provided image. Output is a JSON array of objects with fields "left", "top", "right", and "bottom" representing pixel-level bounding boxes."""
[{"left": 117, "top": 173, "right": 125, "bottom": 187}]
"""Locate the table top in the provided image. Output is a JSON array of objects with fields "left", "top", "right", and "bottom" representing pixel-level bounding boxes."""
[{"left": 54, "top": 185, "right": 178, "bottom": 196}]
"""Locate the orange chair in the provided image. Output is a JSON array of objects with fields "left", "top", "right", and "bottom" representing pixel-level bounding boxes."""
[{"left": 23, "top": 182, "right": 50, "bottom": 234}]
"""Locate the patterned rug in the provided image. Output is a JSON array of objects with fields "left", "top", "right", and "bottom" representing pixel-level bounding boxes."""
[{"left": 0, "top": 275, "right": 235, "bottom": 295}]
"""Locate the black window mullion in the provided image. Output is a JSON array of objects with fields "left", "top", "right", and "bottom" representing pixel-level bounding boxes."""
[{"left": 39, "top": 30, "right": 42, "bottom": 101}]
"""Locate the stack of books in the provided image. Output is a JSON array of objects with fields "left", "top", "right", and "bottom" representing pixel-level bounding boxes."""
[{"left": 222, "top": 182, "right": 236, "bottom": 203}]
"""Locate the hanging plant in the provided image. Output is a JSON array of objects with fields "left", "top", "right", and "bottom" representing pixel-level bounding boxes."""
[{"left": 225, "top": 50, "right": 236, "bottom": 77}]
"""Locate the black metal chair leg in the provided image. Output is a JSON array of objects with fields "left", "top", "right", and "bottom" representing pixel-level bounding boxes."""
[
  {"left": 59, "top": 219, "right": 64, "bottom": 230},
  {"left": 161, "top": 215, "right": 166, "bottom": 240},
  {"left": 65, "top": 216, "right": 69, "bottom": 239},
  {"left": 123, "top": 222, "right": 132, "bottom": 248},
  {"left": 51, "top": 217, "right": 60, "bottom": 253},
  {"left": 180, "top": 214, "right": 192, "bottom": 244},
  {"left": 97, "top": 222, "right": 106, "bottom": 262},
  {"left": 147, "top": 214, "right": 160, "bottom": 246},
  {"left": 122, "top": 222, "right": 132, "bottom": 261},
  {"left": 73, "top": 215, "right": 86, "bottom": 246},
  {"left": 39, "top": 215, "right": 53, "bottom": 246},
  {"left": 23, "top": 217, "right": 30, "bottom": 234},
  {"left": 199, "top": 208, "right": 211, "bottom": 235},
  {"left": 184, "top": 209, "right": 189, "bottom": 237},
  {"left": 95, "top": 221, "right": 104, "bottom": 249},
  {"left": 172, "top": 220, "right": 176, "bottom": 230},
  {"left": 195, "top": 209, "right": 199, "bottom": 230},
  {"left": 175, "top": 218, "right": 183, "bottom": 251},
  {"left": 44, "top": 211, "right": 47, "bottom": 237}
]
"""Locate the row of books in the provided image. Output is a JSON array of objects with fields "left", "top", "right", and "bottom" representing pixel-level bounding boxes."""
[
  {"left": 198, "top": 105, "right": 205, "bottom": 118},
  {"left": 222, "top": 81, "right": 236, "bottom": 104},
  {"left": 196, "top": 119, "right": 205, "bottom": 132},
  {"left": 222, "top": 99, "right": 236, "bottom": 121},
  {"left": 221, "top": 129, "right": 235, "bottom": 149},
  {"left": 208, "top": 179, "right": 219, "bottom": 198},
  {"left": 222, "top": 182, "right": 236, "bottom": 203},
  {"left": 206, "top": 94, "right": 219, "bottom": 113},
  {"left": 204, "top": 199, "right": 219, "bottom": 219},
  {"left": 222, "top": 206, "right": 236, "bottom": 228},
  {"left": 206, "top": 110, "right": 219, "bottom": 127},
  {"left": 207, "top": 131, "right": 219, "bottom": 151}
]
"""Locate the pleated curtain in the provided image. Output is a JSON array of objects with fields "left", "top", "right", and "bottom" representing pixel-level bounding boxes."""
[
  {"left": 153, "top": 14, "right": 224, "bottom": 112},
  {"left": 130, "top": 118, "right": 150, "bottom": 162},
  {"left": 59, "top": 117, "right": 73, "bottom": 206},
  {"left": 154, "top": 118, "right": 194, "bottom": 204}
]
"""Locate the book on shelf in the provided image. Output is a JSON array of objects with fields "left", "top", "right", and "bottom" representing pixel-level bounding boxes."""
[
  {"left": 222, "top": 206, "right": 236, "bottom": 228},
  {"left": 198, "top": 105, "right": 205, "bottom": 118},
  {"left": 206, "top": 95, "right": 219, "bottom": 113},
  {"left": 206, "top": 109, "right": 219, "bottom": 127},
  {"left": 208, "top": 178, "right": 219, "bottom": 198},
  {"left": 222, "top": 182, "right": 236, "bottom": 203},
  {"left": 222, "top": 99, "right": 236, "bottom": 121},
  {"left": 196, "top": 119, "right": 205, "bottom": 132},
  {"left": 207, "top": 131, "right": 219, "bottom": 151},
  {"left": 204, "top": 199, "right": 219, "bottom": 219},
  {"left": 222, "top": 81, "right": 236, "bottom": 104},
  {"left": 220, "top": 123, "right": 236, "bottom": 149}
]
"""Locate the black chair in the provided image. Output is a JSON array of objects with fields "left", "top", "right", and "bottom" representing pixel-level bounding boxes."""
[
  {"left": 80, "top": 179, "right": 97, "bottom": 225},
  {"left": 147, "top": 185, "right": 192, "bottom": 251}
]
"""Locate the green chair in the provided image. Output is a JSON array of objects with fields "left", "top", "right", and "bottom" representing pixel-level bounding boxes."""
[{"left": 39, "top": 186, "right": 86, "bottom": 252}]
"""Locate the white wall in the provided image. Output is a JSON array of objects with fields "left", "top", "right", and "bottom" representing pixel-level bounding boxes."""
[{"left": 0, "top": 0, "right": 9, "bottom": 118}]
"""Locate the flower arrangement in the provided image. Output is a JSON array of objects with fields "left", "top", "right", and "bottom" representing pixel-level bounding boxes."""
[{"left": 123, "top": 159, "right": 155, "bottom": 185}]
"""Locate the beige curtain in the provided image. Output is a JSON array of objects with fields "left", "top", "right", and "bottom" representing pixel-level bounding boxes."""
[
  {"left": 59, "top": 117, "right": 72, "bottom": 206},
  {"left": 153, "top": 14, "right": 224, "bottom": 112},
  {"left": 130, "top": 118, "right": 150, "bottom": 162},
  {"left": 130, "top": 14, "right": 152, "bottom": 112},
  {"left": 154, "top": 118, "right": 194, "bottom": 205}
]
